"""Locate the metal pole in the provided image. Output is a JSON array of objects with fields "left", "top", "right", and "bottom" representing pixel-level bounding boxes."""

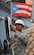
[{"left": 12, "top": 47, "right": 15, "bottom": 55}]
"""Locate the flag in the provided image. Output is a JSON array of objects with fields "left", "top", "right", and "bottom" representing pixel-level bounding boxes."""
[{"left": 11, "top": 2, "right": 32, "bottom": 18}]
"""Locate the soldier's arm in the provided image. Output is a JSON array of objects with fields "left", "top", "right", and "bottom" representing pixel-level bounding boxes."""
[{"left": 15, "top": 31, "right": 28, "bottom": 45}]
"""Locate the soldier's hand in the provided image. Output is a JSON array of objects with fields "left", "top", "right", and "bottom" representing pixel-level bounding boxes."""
[{"left": 10, "top": 25, "right": 16, "bottom": 32}]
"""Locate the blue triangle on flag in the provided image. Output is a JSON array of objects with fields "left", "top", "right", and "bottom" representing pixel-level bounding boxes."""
[{"left": 11, "top": 3, "right": 18, "bottom": 14}]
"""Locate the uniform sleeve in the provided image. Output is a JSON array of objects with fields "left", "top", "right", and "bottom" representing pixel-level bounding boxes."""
[{"left": 14, "top": 31, "right": 28, "bottom": 45}]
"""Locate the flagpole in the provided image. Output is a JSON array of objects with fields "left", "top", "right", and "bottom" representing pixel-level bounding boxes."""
[
  {"left": 10, "top": 2, "right": 15, "bottom": 55},
  {"left": 10, "top": 2, "right": 13, "bottom": 38}
]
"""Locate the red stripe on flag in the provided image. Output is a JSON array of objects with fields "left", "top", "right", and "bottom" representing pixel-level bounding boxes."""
[
  {"left": 18, "top": 8, "right": 32, "bottom": 12},
  {"left": 12, "top": 13, "right": 30, "bottom": 18},
  {"left": 13, "top": 2, "right": 32, "bottom": 7}
]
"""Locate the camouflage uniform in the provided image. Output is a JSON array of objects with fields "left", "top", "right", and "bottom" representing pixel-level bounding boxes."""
[{"left": 10, "top": 31, "right": 28, "bottom": 55}]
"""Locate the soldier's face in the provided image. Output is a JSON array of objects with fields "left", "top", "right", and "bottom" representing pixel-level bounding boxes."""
[{"left": 16, "top": 24, "right": 24, "bottom": 32}]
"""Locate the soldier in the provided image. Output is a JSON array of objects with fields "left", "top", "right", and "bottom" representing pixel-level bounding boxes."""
[{"left": 10, "top": 19, "right": 28, "bottom": 55}]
